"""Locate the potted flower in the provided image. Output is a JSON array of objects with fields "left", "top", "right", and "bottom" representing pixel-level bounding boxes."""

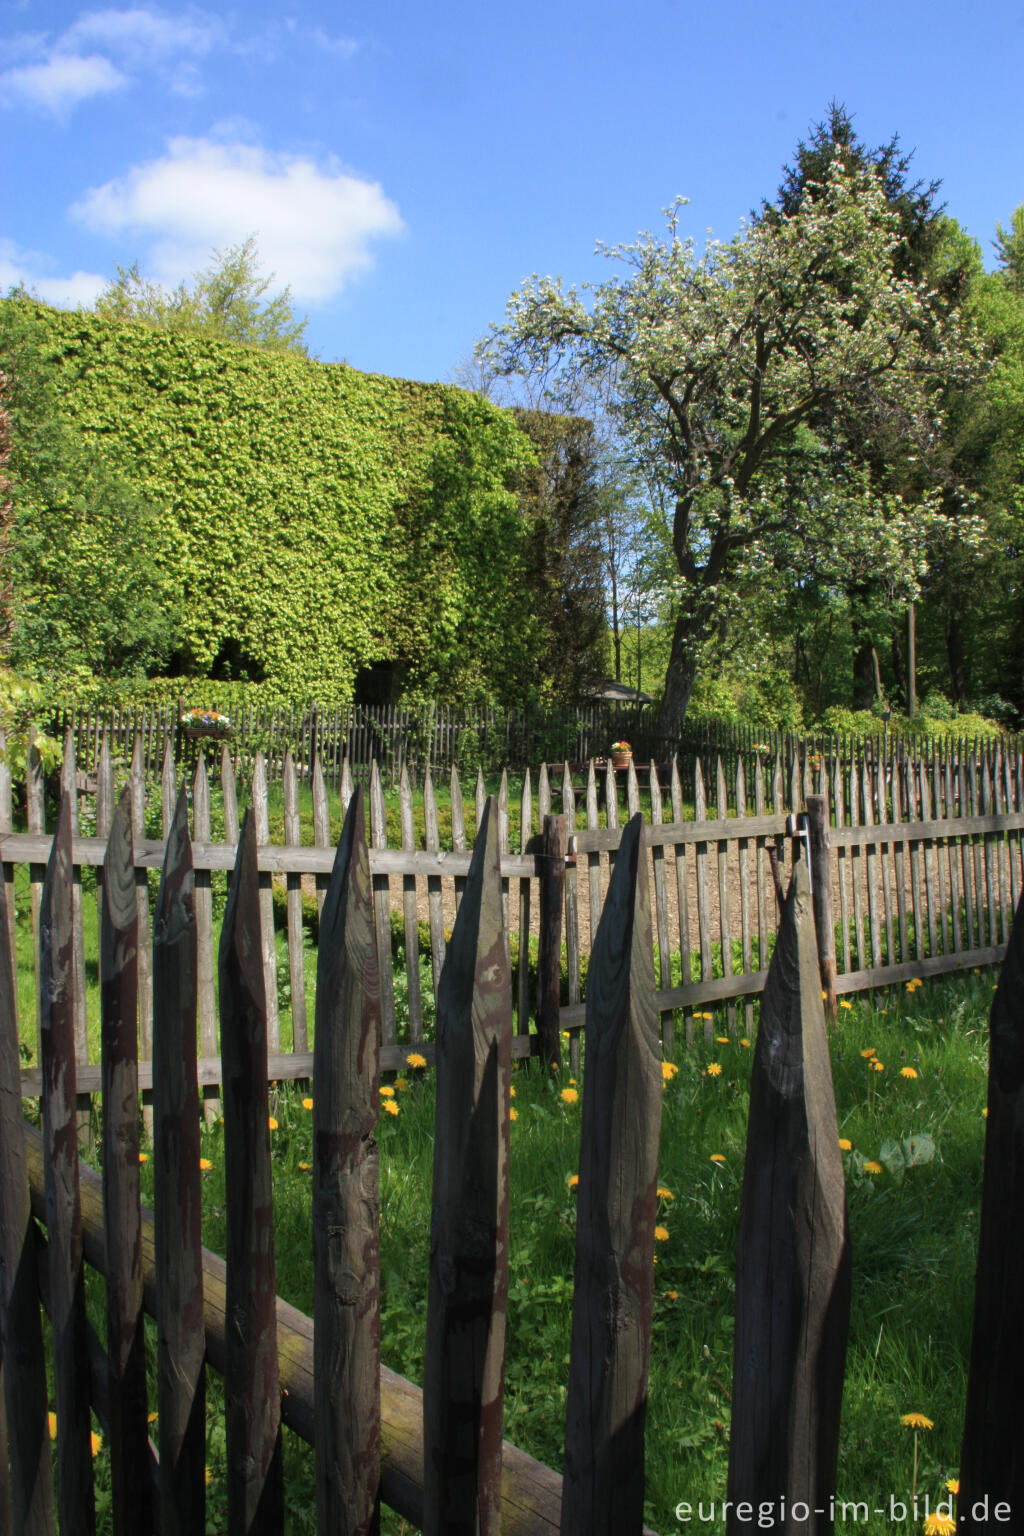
[
  {"left": 179, "top": 706, "right": 232, "bottom": 740},
  {"left": 610, "top": 739, "right": 633, "bottom": 768}
]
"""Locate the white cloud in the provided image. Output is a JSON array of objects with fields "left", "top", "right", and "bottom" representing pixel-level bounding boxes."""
[
  {"left": 0, "top": 239, "right": 106, "bottom": 306},
  {"left": 72, "top": 138, "right": 404, "bottom": 301},
  {"left": 0, "top": 7, "right": 221, "bottom": 115},
  {"left": 0, "top": 52, "right": 125, "bottom": 112},
  {"left": 62, "top": 8, "right": 222, "bottom": 63}
]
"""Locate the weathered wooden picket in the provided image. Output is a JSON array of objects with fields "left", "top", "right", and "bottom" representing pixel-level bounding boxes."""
[{"left": 4, "top": 772, "right": 1024, "bottom": 1534}]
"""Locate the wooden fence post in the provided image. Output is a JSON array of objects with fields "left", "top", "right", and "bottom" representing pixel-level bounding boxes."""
[
  {"left": 40, "top": 796, "right": 95, "bottom": 1533},
  {"left": 314, "top": 785, "right": 382, "bottom": 1536},
  {"left": 562, "top": 813, "right": 662, "bottom": 1536},
  {"left": 960, "top": 887, "right": 1024, "bottom": 1528},
  {"left": 153, "top": 790, "right": 205, "bottom": 1534},
  {"left": 804, "top": 795, "right": 838, "bottom": 1022},
  {"left": 0, "top": 871, "right": 55, "bottom": 1534},
  {"left": 423, "top": 796, "right": 512, "bottom": 1536},
  {"left": 219, "top": 813, "right": 283, "bottom": 1533},
  {"left": 537, "top": 814, "right": 566, "bottom": 1070},
  {"left": 100, "top": 790, "right": 153, "bottom": 1536},
  {"left": 727, "top": 860, "right": 850, "bottom": 1535}
]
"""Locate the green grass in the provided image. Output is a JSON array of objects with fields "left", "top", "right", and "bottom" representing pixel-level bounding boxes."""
[{"left": 44, "top": 968, "right": 997, "bottom": 1533}]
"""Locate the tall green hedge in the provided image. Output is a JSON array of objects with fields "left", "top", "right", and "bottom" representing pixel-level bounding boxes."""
[{"left": 4, "top": 300, "right": 552, "bottom": 700}]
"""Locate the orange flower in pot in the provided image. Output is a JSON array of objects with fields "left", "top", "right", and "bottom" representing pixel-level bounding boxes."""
[{"left": 610, "top": 739, "right": 632, "bottom": 768}]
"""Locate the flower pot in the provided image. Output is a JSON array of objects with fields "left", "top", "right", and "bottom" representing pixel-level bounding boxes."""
[
  {"left": 180, "top": 724, "right": 231, "bottom": 741},
  {"left": 611, "top": 751, "right": 632, "bottom": 769}
]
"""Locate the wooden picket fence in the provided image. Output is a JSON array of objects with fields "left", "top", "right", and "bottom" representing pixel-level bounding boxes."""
[
  {"left": 3, "top": 773, "right": 1023, "bottom": 1533},
  {"left": 3, "top": 727, "right": 1024, "bottom": 1108},
  {"left": 50, "top": 695, "right": 1020, "bottom": 793}
]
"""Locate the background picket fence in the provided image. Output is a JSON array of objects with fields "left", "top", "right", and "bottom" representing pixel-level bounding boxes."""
[
  {"left": 50, "top": 697, "right": 1016, "bottom": 791},
  {"left": 3, "top": 728, "right": 1024, "bottom": 1106}
]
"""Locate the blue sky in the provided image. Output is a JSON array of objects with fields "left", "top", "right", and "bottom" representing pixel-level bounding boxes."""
[{"left": 3, "top": 0, "right": 1023, "bottom": 384}]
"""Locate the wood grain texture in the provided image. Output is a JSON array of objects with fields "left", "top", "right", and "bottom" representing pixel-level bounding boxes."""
[
  {"left": 251, "top": 753, "right": 281, "bottom": 1053},
  {"left": 649, "top": 763, "right": 675, "bottom": 1052},
  {"left": 283, "top": 750, "right": 309, "bottom": 1053},
  {"left": 40, "top": 796, "right": 95, "bottom": 1534},
  {"left": 369, "top": 762, "right": 397, "bottom": 1047},
  {"left": 423, "top": 797, "right": 512, "bottom": 1536},
  {"left": 537, "top": 815, "right": 566, "bottom": 1071},
  {"left": 314, "top": 786, "right": 382, "bottom": 1536},
  {"left": 0, "top": 870, "right": 55, "bottom": 1535},
  {"left": 727, "top": 860, "right": 851, "bottom": 1536},
  {"left": 312, "top": 754, "right": 331, "bottom": 918},
  {"left": 399, "top": 768, "right": 424, "bottom": 1044},
  {"left": 153, "top": 789, "right": 205, "bottom": 1535},
  {"left": 219, "top": 811, "right": 283, "bottom": 1536},
  {"left": 192, "top": 752, "right": 219, "bottom": 1117},
  {"left": 671, "top": 757, "right": 694, "bottom": 1046},
  {"left": 517, "top": 770, "right": 533, "bottom": 1036},
  {"left": 961, "top": 885, "right": 1024, "bottom": 1528},
  {"left": 805, "top": 796, "right": 837, "bottom": 1021},
  {"left": 424, "top": 771, "right": 447, "bottom": 1007},
  {"left": 100, "top": 791, "right": 152, "bottom": 1536},
  {"left": 562, "top": 813, "right": 662, "bottom": 1536}
]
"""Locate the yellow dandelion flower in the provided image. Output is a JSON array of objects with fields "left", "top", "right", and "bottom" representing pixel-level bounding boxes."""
[
  {"left": 662, "top": 1061, "right": 679, "bottom": 1081},
  {"left": 147, "top": 1411, "right": 159, "bottom": 1424},
  {"left": 710, "top": 1154, "right": 726, "bottom": 1165},
  {"left": 861, "top": 1048, "right": 877, "bottom": 1058},
  {"left": 567, "top": 1173, "right": 579, "bottom": 1189},
  {"left": 47, "top": 1412, "right": 56, "bottom": 1438},
  {"left": 395, "top": 1077, "right": 409, "bottom": 1091},
  {"left": 561, "top": 1030, "right": 570, "bottom": 1039},
  {"left": 654, "top": 1225, "right": 670, "bottom": 1242},
  {"left": 382, "top": 1100, "right": 399, "bottom": 1117},
  {"left": 406, "top": 1053, "right": 427, "bottom": 1069},
  {"left": 871, "top": 1059, "right": 885, "bottom": 1072},
  {"left": 302, "top": 1097, "right": 313, "bottom": 1110},
  {"left": 923, "top": 1516, "right": 955, "bottom": 1536},
  {"left": 561, "top": 1087, "right": 579, "bottom": 1104},
  {"left": 666, "top": 1289, "right": 679, "bottom": 1300},
  {"left": 716, "top": 1036, "right": 730, "bottom": 1044},
  {"left": 268, "top": 1116, "right": 278, "bottom": 1130},
  {"left": 380, "top": 1085, "right": 396, "bottom": 1099},
  {"left": 740, "top": 1037, "right": 751, "bottom": 1047},
  {"left": 840, "top": 999, "right": 853, "bottom": 1010},
  {"left": 700, "top": 1011, "right": 714, "bottom": 1021},
  {"left": 864, "top": 1161, "right": 884, "bottom": 1175},
  {"left": 509, "top": 1085, "right": 516, "bottom": 1097},
  {"left": 298, "top": 1162, "right": 311, "bottom": 1172},
  {"left": 838, "top": 1138, "right": 852, "bottom": 1151},
  {"left": 510, "top": 1107, "right": 518, "bottom": 1121},
  {"left": 983, "top": 1107, "right": 989, "bottom": 1118},
  {"left": 569, "top": 1078, "right": 577, "bottom": 1085},
  {"left": 199, "top": 1158, "right": 213, "bottom": 1172},
  {"left": 707, "top": 1062, "right": 723, "bottom": 1077},
  {"left": 91, "top": 1431, "right": 102, "bottom": 1457},
  {"left": 946, "top": 1479, "right": 960, "bottom": 1495},
  {"left": 138, "top": 1152, "right": 148, "bottom": 1163},
  {"left": 901, "top": 1066, "right": 918, "bottom": 1080},
  {"left": 901, "top": 1412, "right": 934, "bottom": 1430},
  {"left": 822, "top": 990, "right": 828, "bottom": 1000},
  {"left": 657, "top": 1185, "right": 674, "bottom": 1199}
]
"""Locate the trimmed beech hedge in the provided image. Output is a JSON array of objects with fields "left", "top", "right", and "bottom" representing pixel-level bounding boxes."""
[{"left": 7, "top": 300, "right": 549, "bottom": 700}]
